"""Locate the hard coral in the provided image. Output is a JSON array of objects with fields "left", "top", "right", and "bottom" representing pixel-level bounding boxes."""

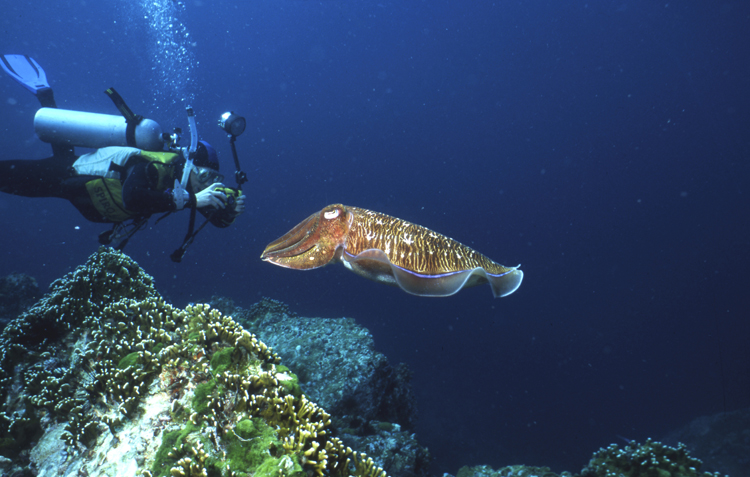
[
  {"left": 213, "top": 297, "right": 429, "bottom": 477},
  {"left": 0, "top": 247, "right": 156, "bottom": 454},
  {"left": 0, "top": 247, "right": 390, "bottom": 477},
  {"left": 580, "top": 439, "right": 723, "bottom": 477},
  {"left": 227, "top": 304, "right": 418, "bottom": 431}
]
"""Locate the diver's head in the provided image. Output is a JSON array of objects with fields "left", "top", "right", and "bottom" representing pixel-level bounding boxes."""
[
  {"left": 194, "top": 140, "right": 219, "bottom": 170},
  {"left": 189, "top": 141, "right": 224, "bottom": 192}
]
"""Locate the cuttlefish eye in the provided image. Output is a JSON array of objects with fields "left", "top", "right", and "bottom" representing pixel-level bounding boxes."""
[{"left": 323, "top": 208, "right": 340, "bottom": 220}]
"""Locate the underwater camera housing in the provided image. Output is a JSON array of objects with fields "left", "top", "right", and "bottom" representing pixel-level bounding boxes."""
[
  {"left": 216, "top": 186, "right": 241, "bottom": 210},
  {"left": 203, "top": 186, "right": 242, "bottom": 227}
]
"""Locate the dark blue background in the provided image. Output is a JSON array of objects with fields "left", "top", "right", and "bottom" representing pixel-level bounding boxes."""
[{"left": 2, "top": 1, "right": 748, "bottom": 474}]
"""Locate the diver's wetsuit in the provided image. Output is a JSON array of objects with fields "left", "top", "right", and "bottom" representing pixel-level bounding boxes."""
[
  {"left": 0, "top": 154, "right": 186, "bottom": 223},
  {"left": 0, "top": 154, "right": 77, "bottom": 198}
]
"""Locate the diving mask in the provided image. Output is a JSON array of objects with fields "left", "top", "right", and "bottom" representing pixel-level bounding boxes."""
[{"left": 191, "top": 165, "right": 224, "bottom": 191}]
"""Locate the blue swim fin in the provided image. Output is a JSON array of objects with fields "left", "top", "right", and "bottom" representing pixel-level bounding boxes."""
[
  {"left": 3, "top": 54, "right": 67, "bottom": 153},
  {"left": 1, "top": 54, "right": 51, "bottom": 96}
]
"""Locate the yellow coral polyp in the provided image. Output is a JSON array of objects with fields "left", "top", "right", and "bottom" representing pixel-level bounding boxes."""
[{"left": 170, "top": 466, "right": 186, "bottom": 477}]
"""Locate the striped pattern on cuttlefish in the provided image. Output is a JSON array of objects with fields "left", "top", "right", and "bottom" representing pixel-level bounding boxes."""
[{"left": 261, "top": 204, "right": 523, "bottom": 298}]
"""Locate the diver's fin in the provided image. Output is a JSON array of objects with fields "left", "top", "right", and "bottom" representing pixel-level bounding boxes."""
[
  {"left": 2, "top": 54, "right": 57, "bottom": 108},
  {"left": 1, "top": 55, "right": 50, "bottom": 95}
]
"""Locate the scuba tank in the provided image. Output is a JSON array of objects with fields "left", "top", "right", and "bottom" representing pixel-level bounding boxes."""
[
  {"left": 2, "top": 56, "right": 164, "bottom": 151},
  {"left": 34, "top": 107, "right": 164, "bottom": 151}
]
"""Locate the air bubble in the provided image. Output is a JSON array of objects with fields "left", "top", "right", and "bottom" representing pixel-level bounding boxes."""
[{"left": 126, "top": 0, "right": 197, "bottom": 115}]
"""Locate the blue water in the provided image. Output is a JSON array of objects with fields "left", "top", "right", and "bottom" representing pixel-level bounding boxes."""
[{"left": 2, "top": 1, "right": 748, "bottom": 474}]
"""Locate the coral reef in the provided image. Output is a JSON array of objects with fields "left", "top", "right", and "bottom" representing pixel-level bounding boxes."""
[
  {"left": 449, "top": 440, "right": 730, "bottom": 477},
  {"left": 336, "top": 420, "right": 430, "bottom": 477},
  {"left": 212, "top": 296, "right": 429, "bottom": 477},
  {"left": 216, "top": 297, "right": 418, "bottom": 430},
  {"left": 580, "top": 439, "right": 724, "bottom": 477},
  {"left": 0, "top": 247, "right": 392, "bottom": 477},
  {"left": 446, "top": 439, "right": 736, "bottom": 477},
  {"left": 4, "top": 250, "right": 729, "bottom": 477}
]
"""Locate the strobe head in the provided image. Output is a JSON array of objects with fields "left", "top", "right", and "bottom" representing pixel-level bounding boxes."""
[{"left": 218, "top": 111, "right": 246, "bottom": 137}]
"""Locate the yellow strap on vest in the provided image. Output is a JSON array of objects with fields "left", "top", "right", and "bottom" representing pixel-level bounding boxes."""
[
  {"left": 139, "top": 151, "right": 181, "bottom": 190},
  {"left": 85, "top": 178, "right": 134, "bottom": 222},
  {"left": 139, "top": 150, "right": 179, "bottom": 163}
]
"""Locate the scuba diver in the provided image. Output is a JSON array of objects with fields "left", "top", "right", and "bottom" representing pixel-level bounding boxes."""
[
  {"left": 0, "top": 142, "right": 237, "bottom": 224},
  {"left": 1, "top": 55, "right": 247, "bottom": 261}
]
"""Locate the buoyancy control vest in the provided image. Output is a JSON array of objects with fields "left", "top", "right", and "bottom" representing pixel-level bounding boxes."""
[{"left": 74, "top": 147, "right": 182, "bottom": 222}]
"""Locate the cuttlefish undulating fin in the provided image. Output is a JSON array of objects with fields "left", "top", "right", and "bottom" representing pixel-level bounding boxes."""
[{"left": 261, "top": 204, "right": 523, "bottom": 298}]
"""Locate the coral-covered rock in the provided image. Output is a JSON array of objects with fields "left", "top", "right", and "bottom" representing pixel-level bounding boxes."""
[
  {"left": 580, "top": 439, "right": 722, "bottom": 477},
  {"left": 337, "top": 420, "right": 431, "bottom": 477},
  {"left": 212, "top": 296, "right": 429, "bottom": 477},
  {"left": 226, "top": 297, "right": 417, "bottom": 429},
  {"left": 0, "top": 248, "right": 391, "bottom": 477}
]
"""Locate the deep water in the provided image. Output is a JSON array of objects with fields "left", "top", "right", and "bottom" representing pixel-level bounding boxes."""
[{"left": 1, "top": 1, "right": 748, "bottom": 475}]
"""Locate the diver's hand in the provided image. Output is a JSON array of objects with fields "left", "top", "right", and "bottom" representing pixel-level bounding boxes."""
[
  {"left": 234, "top": 194, "right": 246, "bottom": 215},
  {"left": 195, "top": 183, "right": 227, "bottom": 209}
]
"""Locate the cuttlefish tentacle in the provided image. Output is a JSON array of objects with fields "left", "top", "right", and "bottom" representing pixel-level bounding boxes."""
[{"left": 261, "top": 204, "right": 523, "bottom": 298}]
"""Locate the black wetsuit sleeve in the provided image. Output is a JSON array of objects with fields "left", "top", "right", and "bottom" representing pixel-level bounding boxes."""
[
  {"left": 122, "top": 162, "right": 193, "bottom": 214},
  {"left": 0, "top": 155, "right": 76, "bottom": 198}
]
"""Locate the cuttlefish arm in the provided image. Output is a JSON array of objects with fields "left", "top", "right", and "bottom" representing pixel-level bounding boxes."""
[
  {"left": 261, "top": 204, "right": 523, "bottom": 298},
  {"left": 260, "top": 204, "right": 353, "bottom": 270}
]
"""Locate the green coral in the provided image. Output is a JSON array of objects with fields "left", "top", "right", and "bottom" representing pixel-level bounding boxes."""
[
  {"left": 276, "top": 364, "right": 302, "bottom": 397},
  {"left": 210, "top": 346, "right": 235, "bottom": 374},
  {"left": 192, "top": 379, "right": 218, "bottom": 415},
  {"left": 225, "top": 418, "right": 282, "bottom": 471},
  {"left": 117, "top": 351, "right": 140, "bottom": 369},
  {"left": 235, "top": 418, "right": 259, "bottom": 439},
  {"left": 151, "top": 423, "right": 198, "bottom": 477},
  {"left": 581, "top": 439, "right": 721, "bottom": 477}
]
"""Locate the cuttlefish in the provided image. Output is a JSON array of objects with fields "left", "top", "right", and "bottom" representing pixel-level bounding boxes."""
[{"left": 261, "top": 204, "right": 523, "bottom": 298}]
